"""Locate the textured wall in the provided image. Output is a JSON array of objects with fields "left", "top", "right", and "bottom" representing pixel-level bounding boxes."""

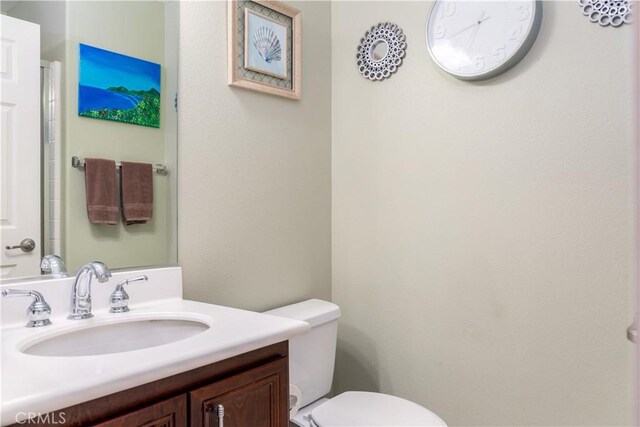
[
  {"left": 332, "top": 2, "right": 637, "bottom": 425},
  {"left": 178, "top": 1, "right": 332, "bottom": 311}
]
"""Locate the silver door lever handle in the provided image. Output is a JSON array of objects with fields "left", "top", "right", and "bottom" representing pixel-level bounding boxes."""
[{"left": 5, "top": 238, "right": 36, "bottom": 253}]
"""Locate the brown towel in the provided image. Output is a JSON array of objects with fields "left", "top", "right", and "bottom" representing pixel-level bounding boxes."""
[
  {"left": 120, "top": 161, "right": 153, "bottom": 225},
  {"left": 84, "top": 158, "right": 118, "bottom": 225}
]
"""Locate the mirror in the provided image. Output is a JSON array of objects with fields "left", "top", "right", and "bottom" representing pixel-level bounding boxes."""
[
  {"left": 2, "top": 1, "right": 178, "bottom": 277},
  {"left": 356, "top": 22, "right": 407, "bottom": 82},
  {"left": 370, "top": 40, "right": 389, "bottom": 62}
]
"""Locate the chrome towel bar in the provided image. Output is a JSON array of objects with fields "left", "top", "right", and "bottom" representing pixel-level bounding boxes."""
[{"left": 71, "top": 156, "right": 168, "bottom": 175}]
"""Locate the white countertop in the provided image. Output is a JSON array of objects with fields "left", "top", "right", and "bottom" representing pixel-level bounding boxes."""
[{"left": 0, "top": 267, "right": 309, "bottom": 425}]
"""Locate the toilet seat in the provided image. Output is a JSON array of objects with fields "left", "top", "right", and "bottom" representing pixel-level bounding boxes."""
[{"left": 310, "top": 391, "right": 447, "bottom": 426}]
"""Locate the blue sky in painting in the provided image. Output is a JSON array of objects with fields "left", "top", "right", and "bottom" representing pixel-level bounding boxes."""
[{"left": 79, "top": 44, "right": 160, "bottom": 91}]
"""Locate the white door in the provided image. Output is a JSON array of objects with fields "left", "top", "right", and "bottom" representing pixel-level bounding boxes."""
[{"left": 0, "top": 15, "right": 41, "bottom": 278}]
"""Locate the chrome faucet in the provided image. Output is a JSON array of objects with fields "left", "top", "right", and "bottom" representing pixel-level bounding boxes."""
[
  {"left": 68, "top": 261, "right": 111, "bottom": 320},
  {"left": 40, "top": 255, "right": 67, "bottom": 276}
]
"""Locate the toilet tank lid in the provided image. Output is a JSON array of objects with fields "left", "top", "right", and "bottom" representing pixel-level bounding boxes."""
[{"left": 265, "top": 299, "right": 341, "bottom": 328}]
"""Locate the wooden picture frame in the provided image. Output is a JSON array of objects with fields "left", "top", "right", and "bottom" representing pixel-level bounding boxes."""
[{"left": 228, "top": 0, "right": 301, "bottom": 100}]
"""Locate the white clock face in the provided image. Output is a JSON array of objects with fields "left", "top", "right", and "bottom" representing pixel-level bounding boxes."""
[{"left": 426, "top": 1, "right": 542, "bottom": 80}]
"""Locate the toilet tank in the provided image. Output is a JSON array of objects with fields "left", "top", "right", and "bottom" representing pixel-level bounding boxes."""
[{"left": 265, "top": 299, "right": 341, "bottom": 408}]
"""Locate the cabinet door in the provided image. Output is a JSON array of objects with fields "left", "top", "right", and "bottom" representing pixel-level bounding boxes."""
[
  {"left": 95, "top": 394, "right": 187, "bottom": 427},
  {"left": 190, "top": 357, "right": 288, "bottom": 427}
]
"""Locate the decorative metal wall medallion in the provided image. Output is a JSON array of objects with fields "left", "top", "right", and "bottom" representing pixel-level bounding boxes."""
[
  {"left": 356, "top": 22, "right": 407, "bottom": 81},
  {"left": 578, "top": 0, "right": 632, "bottom": 27}
]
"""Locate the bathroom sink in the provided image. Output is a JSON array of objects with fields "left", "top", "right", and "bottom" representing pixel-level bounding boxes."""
[{"left": 21, "top": 318, "right": 210, "bottom": 357}]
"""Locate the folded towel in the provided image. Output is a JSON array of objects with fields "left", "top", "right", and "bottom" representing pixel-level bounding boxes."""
[
  {"left": 120, "top": 161, "right": 153, "bottom": 225},
  {"left": 84, "top": 158, "right": 118, "bottom": 225}
]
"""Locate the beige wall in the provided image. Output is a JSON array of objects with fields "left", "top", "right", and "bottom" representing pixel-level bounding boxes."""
[
  {"left": 178, "top": 1, "right": 332, "bottom": 311},
  {"left": 332, "top": 1, "right": 637, "bottom": 426},
  {"left": 63, "top": 1, "right": 172, "bottom": 271}
]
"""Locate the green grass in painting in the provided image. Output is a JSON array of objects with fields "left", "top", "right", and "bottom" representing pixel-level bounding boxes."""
[{"left": 80, "top": 88, "right": 160, "bottom": 128}]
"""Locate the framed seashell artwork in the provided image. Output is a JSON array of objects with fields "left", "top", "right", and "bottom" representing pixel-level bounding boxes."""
[
  {"left": 245, "top": 10, "right": 287, "bottom": 79},
  {"left": 228, "top": 0, "right": 301, "bottom": 100}
]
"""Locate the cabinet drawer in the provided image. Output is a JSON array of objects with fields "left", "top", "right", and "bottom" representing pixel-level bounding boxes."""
[{"left": 190, "top": 357, "right": 289, "bottom": 427}]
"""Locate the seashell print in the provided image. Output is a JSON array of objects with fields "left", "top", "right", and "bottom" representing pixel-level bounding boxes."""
[{"left": 252, "top": 27, "right": 282, "bottom": 63}]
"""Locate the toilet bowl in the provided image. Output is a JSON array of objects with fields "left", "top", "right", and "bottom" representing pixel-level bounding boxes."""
[{"left": 265, "top": 299, "right": 447, "bottom": 427}]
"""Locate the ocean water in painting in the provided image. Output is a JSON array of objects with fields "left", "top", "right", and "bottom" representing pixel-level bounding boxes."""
[
  {"left": 78, "top": 44, "right": 161, "bottom": 128},
  {"left": 78, "top": 86, "right": 141, "bottom": 112}
]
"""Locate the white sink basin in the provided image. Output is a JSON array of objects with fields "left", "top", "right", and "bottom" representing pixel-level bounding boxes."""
[
  {"left": 1, "top": 267, "right": 312, "bottom": 427},
  {"left": 21, "top": 318, "right": 210, "bottom": 357}
]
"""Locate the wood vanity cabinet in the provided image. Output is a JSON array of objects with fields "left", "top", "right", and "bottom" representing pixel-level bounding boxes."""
[
  {"left": 190, "top": 358, "right": 287, "bottom": 427},
  {"left": 14, "top": 342, "right": 289, "bottom": 427},
  {"left": 94, "top": 395, "right": 188, "bottom": 427}
]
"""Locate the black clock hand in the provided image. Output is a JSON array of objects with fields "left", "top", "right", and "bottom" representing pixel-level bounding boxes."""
[
  {"left": 467, "top": 13, "right": 490, "bottom": 49},
  {"left": 466, "top": 23, "right": 481, "bottom": 50},
  {"left": 446, "top": 21, "right": 477, "bottom": 39},
  {"left": 446, "top": 13, "right": 490, "bottom": 40}
]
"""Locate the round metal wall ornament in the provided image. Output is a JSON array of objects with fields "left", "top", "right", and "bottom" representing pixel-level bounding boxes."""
[
  {"left": 578, "top": 0, "right": 632, "bottom": 27},
  {"left": 356, "top": 22, "right": 407, "bottom": 81}
]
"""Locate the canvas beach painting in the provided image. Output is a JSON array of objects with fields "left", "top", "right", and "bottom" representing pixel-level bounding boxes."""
[
  {"left": 244, "top": 9, "right": 288, "bottom": 79},
  {"left": 78, "top": 44, "right": 161, "bottom": 128}
]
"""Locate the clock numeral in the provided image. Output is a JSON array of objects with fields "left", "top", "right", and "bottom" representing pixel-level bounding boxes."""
[
  {"left": 493, "top": 45, "right": 506, "bottom": 62},
  {"left": 516, "top": 4, "right": 531, "bottom": 21},
  {"left": 438, "top": 1, "right": 456, "bottom": 19},
  {"left": 434, "top": 24, "right": 446, "bottom": 39},
  {"left": 510, "top": 25, "right": 524, "bottom": 42},
  {"left": 474, "top": 55, "right": 485, "bottom": 71}
]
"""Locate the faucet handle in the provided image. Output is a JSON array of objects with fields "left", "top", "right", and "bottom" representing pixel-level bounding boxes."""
[
  {"left": 2, "top": 289, "right": 52, "bottom": 327},
  {"left": 109, "top": 275, "right": 148, "bottom": 313}
]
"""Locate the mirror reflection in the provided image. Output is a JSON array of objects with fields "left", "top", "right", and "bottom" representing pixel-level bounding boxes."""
[
  {"left": 1, "top": 1, "right": 178, "bottom": 278},
  {"left": 370, "top": 39, "right": 389, "bottom": 62}
]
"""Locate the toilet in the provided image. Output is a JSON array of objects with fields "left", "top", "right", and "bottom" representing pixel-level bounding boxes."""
[{"left": 266, "top": 299, "right": 447, "bottom": 427}]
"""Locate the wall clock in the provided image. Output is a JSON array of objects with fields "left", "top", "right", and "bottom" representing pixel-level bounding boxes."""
[{"left": 426, "top": 0, "right": 542, "bottom": 81}]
